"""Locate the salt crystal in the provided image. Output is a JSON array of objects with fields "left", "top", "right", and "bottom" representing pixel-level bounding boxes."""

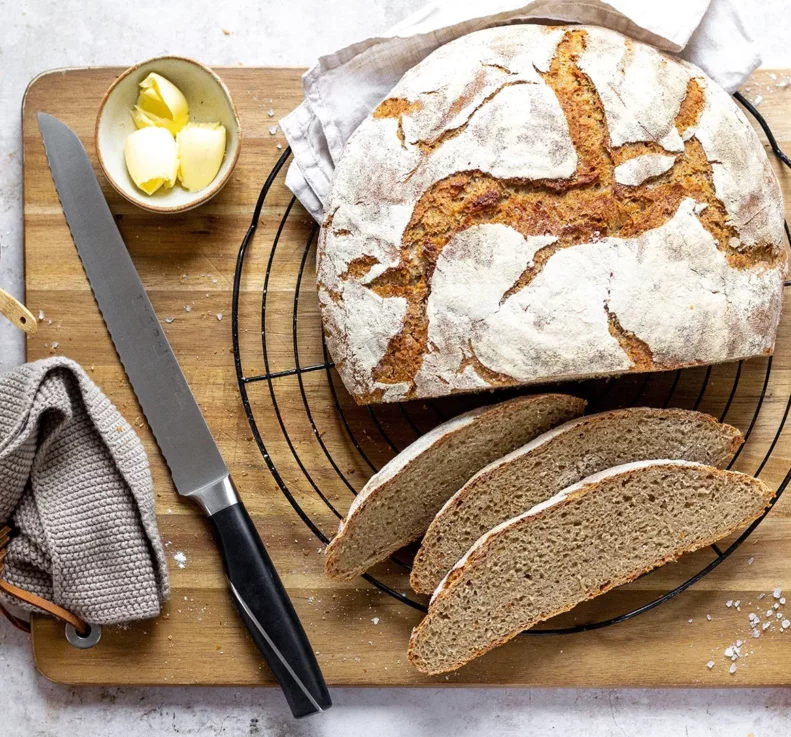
[
  {"left": 372, "top": 617, "right": 379, "bottom": 625},
  {"left": 774, "top": 588, "right": 782, "bottom": 599},
  {"left": 706, "top": 661, "right": 715, "bottom": 669},
  {"left": 268, "top": 108, "right": 274, "bottom": 117},
  {"left": 774, "top": 603, "right": 780, "bottom": 610},
  {"left": 706, "top": 614, "right": 712, "bottom": 621},
  {"left": 753, "top": 629, "right": 760, "bottom": 639},
  {"left": 767, "top": 609, "right": 774, "bottom": 618},
  {"left": 758, "top": 593, "right": 766, "bottom": 600},
  {"left": 173, "top": 551, "right": 187, "bottom": 569},
  {"left": 770, "top": 73, "right": 777, "bottom": 80},
  {"left": 726, "top": 600, "right": 733, "bottom": 608},
  {"left": 185, "top": 305, "right": 192, "bottom": 312},
  {"left": 38, "top": 310, "right": 44, "bottom": 320},
  {"left": 736, "top": 640, "right": 743, "bottom": 648},
  {"left": 783, "top": 620, "right": 791, "bottom": 629},
  {"left": 216, "top": 313, "right": 223, "bottom": 321},
  {"left": 276, "top": 143, "right": 283, "bottom": 150},
  {"left": 781, "top": 598, "right": 786, "bottom": 605},
  {"left": 734, "top": 601, "right": 741, "bottom": 608},
  {"left": 269, "top": 126, "right": 277, "bottom": 135},
  {"left": 165, "top": 317, "right": 174, "bottom": 324},
  {"left": 724, "top": 646, "right": 734, "bottom": 657},
  {"left": 688, "top": 619, "right": 693, "bottom": 623},
  {"left": 763, "top": 621, "right": 771, "bottom": 630},
  {"left": 748, "top": 557, "right": 754, "bottom": 566},
  {"left": 729, "top": 663, "right": 737, "bottom": 674},
  {"left": 754, "top": 95, "right": 763, "bottom": 105}
]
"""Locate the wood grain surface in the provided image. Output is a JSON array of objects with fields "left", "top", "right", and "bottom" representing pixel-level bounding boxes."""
[{"left": 22, "top": 67, "right": 791, "bottom": 687}]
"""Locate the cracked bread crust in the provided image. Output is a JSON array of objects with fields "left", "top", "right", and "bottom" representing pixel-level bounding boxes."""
[{"left": 318, "top": 24, "right": 787, "bottom": 405}]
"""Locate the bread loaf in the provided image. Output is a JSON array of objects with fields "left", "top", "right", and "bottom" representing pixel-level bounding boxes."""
[
  {"left": 318, "top": 25, "right": 787, "bottom": 405},
  {"left": 324, "top": 393, "right": 584, "bottom": 582},
  {"left": 408, "top": 460, "right": 772, "bottom": 675},
  {"left": 410, "top": 407, "right": 742, "bottom": 594}
]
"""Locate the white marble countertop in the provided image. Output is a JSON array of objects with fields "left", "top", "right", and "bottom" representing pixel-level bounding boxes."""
[{"left": 3, "top": 1, "right": 791, "bottom": 734}]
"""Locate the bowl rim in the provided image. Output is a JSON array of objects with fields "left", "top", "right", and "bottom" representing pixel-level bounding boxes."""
[{"left": 94, "top": 55, "right": 242, "bottom": 214}]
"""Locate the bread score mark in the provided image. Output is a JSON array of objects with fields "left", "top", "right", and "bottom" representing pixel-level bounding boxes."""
[{"left": 360, "top": 30, "right": 783, "bottom": 395}]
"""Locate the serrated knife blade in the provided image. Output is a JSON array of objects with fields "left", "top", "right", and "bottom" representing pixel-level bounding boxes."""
[
  {"left": 38, "top": 113, "right": 330, "bottom": 718},
  {"left": 38, "top": 113, "right": 227, "bottom": 498}
]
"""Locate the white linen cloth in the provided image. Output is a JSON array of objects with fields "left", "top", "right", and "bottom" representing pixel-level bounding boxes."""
[{"left": 280, "top": 0, "right": 760, "bottom": 222}]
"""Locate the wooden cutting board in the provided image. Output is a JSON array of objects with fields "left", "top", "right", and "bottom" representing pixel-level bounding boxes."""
[{"left": 22, "top": 66, "right": 791, "bottom": 687}]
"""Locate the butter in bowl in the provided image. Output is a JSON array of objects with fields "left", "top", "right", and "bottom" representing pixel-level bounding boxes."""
[{"left": 95, "top": 56, "right": 241, "bottom": 213}]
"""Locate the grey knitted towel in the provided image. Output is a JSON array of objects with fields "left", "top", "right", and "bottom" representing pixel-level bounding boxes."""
[{"left": 0, "top": 357, "right": 169, "bottom": 624}]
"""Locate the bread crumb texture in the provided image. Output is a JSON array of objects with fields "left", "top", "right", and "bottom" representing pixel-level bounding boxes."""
[
  {"left": 410, "top": 407, "right": 743, "bottom": 594},
  {"left": 318, "top": 25, "right": 787, "bottom": 404},
  {"left": 407, "top": 461, "right": 772, "bottom": 674},
  {"left": 324, "top": 394, "right": 584, "bottom": 582}
]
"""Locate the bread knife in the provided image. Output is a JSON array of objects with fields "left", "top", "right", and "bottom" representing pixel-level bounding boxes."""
[{"left": 38, "top": 113, "right": 331, "bottom": 718}]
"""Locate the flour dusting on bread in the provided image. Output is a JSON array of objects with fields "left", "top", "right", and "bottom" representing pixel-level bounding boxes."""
[{"left": 319, "top": 25, "right": 786, "bottom": 404}]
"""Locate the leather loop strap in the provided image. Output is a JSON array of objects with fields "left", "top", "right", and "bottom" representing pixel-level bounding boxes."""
[{"left": 0, "top": 525, "right": 89, "bottom": 636}]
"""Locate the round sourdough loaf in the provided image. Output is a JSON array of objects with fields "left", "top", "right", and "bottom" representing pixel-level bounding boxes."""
[{"left": 318, "top": 24, "right": 788, "bottom": 405}]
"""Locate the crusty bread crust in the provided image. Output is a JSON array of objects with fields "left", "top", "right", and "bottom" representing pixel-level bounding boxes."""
[
  {"left": 319, "top": 25, "right": 787, "bottom": 405},
  {"left": 407, "top": 461, "right": 773, "bottom": 675}
]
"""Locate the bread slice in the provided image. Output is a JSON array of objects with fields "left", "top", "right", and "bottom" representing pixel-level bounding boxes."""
[
  {"left": 408, "top": 460, "right": 772, "bottom": 675},
  {"left": 324, "top": 394, "right": 585, "bottom": 581},
  {"left": 410, "top": 408, "right": 743, "bottom": 594}
]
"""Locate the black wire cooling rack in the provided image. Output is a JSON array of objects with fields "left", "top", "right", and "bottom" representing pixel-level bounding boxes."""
[{"left": 231, "top": 93, "right": 791, "bottom": 635}]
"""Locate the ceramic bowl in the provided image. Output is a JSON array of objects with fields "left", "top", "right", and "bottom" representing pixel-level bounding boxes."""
[{"left": 95, "top": 56, "right": 241, "bottom": 213}]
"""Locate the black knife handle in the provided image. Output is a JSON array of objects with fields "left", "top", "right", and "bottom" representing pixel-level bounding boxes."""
[{"left": 209, "top": 500, "right": 331, "bottom": 718}]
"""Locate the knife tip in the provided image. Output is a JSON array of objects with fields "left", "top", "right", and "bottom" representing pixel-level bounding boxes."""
[{"left": 37, "top": 112, "right": 65, "bottom": 135}]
